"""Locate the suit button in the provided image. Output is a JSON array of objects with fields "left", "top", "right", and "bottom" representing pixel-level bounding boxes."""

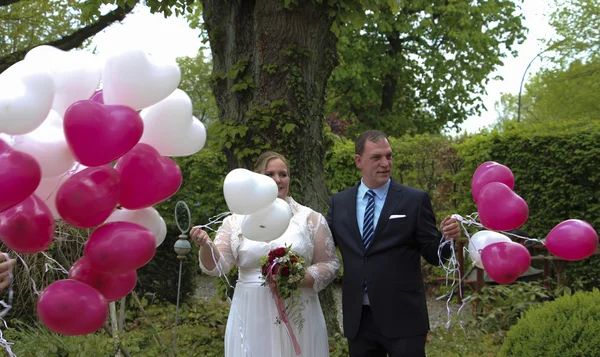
[{"left": 364, "top": 257, "right": 368, "bottom": 262}]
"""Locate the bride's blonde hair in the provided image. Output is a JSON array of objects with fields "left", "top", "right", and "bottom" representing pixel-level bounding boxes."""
[{"left": 254, "top": 151, "right": 290, "bottom": 175}]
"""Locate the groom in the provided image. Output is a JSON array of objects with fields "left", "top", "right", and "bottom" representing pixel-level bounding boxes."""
[{"left": 326, "top": 130, "right": 460, "bottom": 357}]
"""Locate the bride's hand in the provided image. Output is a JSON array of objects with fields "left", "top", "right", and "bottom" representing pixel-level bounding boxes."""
[{"left": 190, "top": 226, "right": 212, "bottom": 248}]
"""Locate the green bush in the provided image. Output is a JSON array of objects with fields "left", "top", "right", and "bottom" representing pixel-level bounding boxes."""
[{"left": 499, "top": 289, "right": 600, "bottom": 357}]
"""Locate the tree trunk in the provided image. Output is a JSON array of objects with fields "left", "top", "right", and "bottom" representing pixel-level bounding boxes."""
[{"left": 202, "top": 0, "right": 341, "bottom": 335}]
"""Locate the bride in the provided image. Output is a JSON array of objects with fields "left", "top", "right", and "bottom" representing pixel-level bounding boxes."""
[{"left": 191, "top": 151, "right": 340, "bottom": 357}]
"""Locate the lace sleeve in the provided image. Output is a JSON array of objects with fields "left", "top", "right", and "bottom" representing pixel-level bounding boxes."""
[
  {"left": 306, "top": 212, "right": 340, "bottom": 293},
  {"left": 198, "top": 215, "right": 237, "bottom": 276}
]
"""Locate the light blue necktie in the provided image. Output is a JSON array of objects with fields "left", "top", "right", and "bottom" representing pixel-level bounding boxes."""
[{"left": 362, "top": 190, "right": 375, "bottom": 249}]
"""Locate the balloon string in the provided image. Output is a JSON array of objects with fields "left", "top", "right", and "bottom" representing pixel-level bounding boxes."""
[{"left": 198, "top": 211, "right": 251, "bottom": 357}]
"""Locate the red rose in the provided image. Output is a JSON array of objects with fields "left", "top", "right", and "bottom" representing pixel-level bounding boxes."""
[
  {"left": 261, "top": 265, "right": 268, "bottom": 276},
  {"left": 272, "top": 263, "right": 279, "bottom": 275},
  {"left": 291, "top": 256, "right": 298, "bottom": 264},
  {"left": 273, "top": 247, "right": 286, "bottom": 258},
  {"left": 281, "top": 266, "right": 290, "bottom": 276}
]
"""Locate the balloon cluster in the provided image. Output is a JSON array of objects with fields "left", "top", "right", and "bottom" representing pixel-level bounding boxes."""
[
  {"left": 468, "top": 161, "right": 598, "bottom": 284},
  {"left": 0, "top": 45, "right": 207, "bottom": 335},
  {"left": 223, "top": 169, "right": 292, "bottom": 242}
]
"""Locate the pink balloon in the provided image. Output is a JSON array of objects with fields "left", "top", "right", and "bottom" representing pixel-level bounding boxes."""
[
  {"left": 481, "top": 241, "right": 531, "bottom": 284},
  {"left": 115, "top": 143, "right": 182, "bottom": 209},
  {"left": 56, "top": 166, "right": 120, "bottom": 228},
  {"left": 69, "top": 255, "right": 137, "bottom": 302},
  {"left": 63, "top": 100, "right": 143, "bottom": 167},
  {"left": 37, "top": 279, "right": 108, "bottom": 335},
  {"left": 0, "top": 194, "right": 54, "bottom": 253},
  {"left": 545, "top": 219, "right": 599, "bottom": 261},
  {"left": 0, "top": 140, "right": 42, "bottom": 213},
  {"left": 84, "top": 221, "right": 156, "bottom": 274},
  {"left": 90, "top": 90, "right": 104, "bottom": 104},
  {"left": 478, "top": 182, "right": 529, "bottom": 231},
  {"left": 472, "top": 161, "right": 514, "bottom": 203}
]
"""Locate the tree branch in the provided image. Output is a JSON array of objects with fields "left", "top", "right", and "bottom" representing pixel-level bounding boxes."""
[
  {"left": 0, "top": 1, "right": 139, "bottom": 73},
  {"left": 0, "top": 0, "right": 21, "bottom": 7}
]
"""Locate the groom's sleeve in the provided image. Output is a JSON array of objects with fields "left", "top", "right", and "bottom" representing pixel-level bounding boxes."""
[{"left": 325, "top": 195, "right": 337, "bottom": 246}]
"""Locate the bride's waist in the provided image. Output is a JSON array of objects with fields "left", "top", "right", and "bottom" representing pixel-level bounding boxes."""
[{"left": 237, "top": 268, "right": 265, "bottom": 284}]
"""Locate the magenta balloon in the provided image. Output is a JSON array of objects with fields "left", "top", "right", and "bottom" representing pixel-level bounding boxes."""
[
  {"left": 89, "top": 90, "right": 104, "bottom": 104},
  {"left": 69, "top": 256, "right": 137, "bottom": 302},
  {"left": 545, "top": 219, "right": 599, "bottom": 261},
  {"left": 63, "top": 100, "right": 143, "bottom": 167},
  {"left": 0, "top": 194, "right": 54, "bottom": 253},
  {"left": 37, "top": 279, "right": 108, "bottom": 335},
  {"left": 481, "top": 241, "right": 531, "bottom": 284},
  {"left": 0, "top": 140, "right": 41, "bottom": 213},
  {"left": 56, "top": 166, "right": 120, "bottom": 228},
  {"left": 114, "top": 143, "right": 182, "bottom": 209},
  {"left": 478, "top": 182, "right": 529, "bottom": 231},
  {"left": 472, "top": 161, "right": 515, "bottom": 203},
  {"left": 84, "top": 221, "right": 156, "bottom": 274}
]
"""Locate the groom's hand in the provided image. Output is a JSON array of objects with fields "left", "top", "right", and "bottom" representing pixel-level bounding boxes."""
[{"left": 440, "top": 216, "right": 460, "bottom": 241}]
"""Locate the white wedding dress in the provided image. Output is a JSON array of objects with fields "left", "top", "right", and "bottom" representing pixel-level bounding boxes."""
[{"left": 199, "top": 197, "right": 340, "bottom": 357}]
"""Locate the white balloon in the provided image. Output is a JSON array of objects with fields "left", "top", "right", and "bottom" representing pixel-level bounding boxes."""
[
  {"left": 223, "top": 168, "right": 278, "bottom": 215},
  {"left": 24, "top": 45, "right": 102, "bottom": 116},
  {"left": 139, "top": 89, "right": 206, "bottom": 156},
  {"left": 34, "top": 163, "right": 87, "bottom": 220},
  {"left": 468, "top": 230, "right": 512, "bottom": 268},
  {"left": 11, "top": 110, "right": 75, "bottom": 178},
  {"left": 102, "top": 49, "right": 181, "bottom": 110},
  {"left": 104, "top": 207, "right": 165, "bottom": 246},
  {"left": 242, "top": 199, "right": 292, "bottom": 242},
  {"left": 156, "top": 217, "right": 167, "bottom": 247},
  {"left": 0, "top": 60, "right": 54, "bottom": 135}
]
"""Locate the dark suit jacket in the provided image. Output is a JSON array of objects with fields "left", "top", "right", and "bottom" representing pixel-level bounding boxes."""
[{"left": 326, "top": 179, "right": 451, "bottom": 339}]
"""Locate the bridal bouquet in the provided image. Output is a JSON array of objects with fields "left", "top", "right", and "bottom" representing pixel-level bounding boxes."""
[{"left": 260, "top": 245, "right": 306, "bottom": 355}]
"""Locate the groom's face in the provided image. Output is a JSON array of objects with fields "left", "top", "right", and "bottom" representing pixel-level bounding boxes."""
[{"left": 355, "top": 139, "right": 393, "bottom": 189}]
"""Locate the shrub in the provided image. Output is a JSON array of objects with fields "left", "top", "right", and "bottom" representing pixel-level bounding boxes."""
[{"left": 498, "top": 289, "right": 600, "bottom": 357}]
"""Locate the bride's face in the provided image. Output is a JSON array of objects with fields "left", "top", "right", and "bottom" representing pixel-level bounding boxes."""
[{"left": 265, "top": 158, "right": 289, "bottom": 199}]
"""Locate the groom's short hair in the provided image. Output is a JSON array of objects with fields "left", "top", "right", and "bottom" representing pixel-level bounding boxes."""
[{"left": 355, "top": 130, "right": 389, "bottom": 155}]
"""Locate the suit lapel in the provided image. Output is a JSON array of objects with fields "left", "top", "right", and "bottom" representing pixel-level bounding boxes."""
[
  {"left": 346, "top": 185, "right": 365, "bottom": 254},
  {"left": 373, "top": 180, "right": 404, "bottom": 240}
]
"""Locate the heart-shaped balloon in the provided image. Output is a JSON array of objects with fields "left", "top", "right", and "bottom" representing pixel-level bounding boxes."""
[
  {"left": 11, "top": 110, "right": 76, "bottom": 178},
  {"left": 69, "top": 255, "right": 137, "bottom": 302},
  {"left": 242, "top": 198, "right": 292, "bottom": 242},
  {"left": 56, "top": 166, "right": 120, "bottom": 228},
  {"left": 104, "top": 207, "right": 165, "bottom": 247},
  {"left": 25, "top": 45, "right": 102, "bottom": 117},
  {"left": 90, "top": 90, "right": 104, "bottom": 103},
  {"left": 477, "top": 182, "right": 529, "bottom": 231},
  {"left": 0, "top": 194, "right": 54, "bottom": 254},
  {"left": 64, "top": 100, "right": 143, "bottom": 167},
  {"left": 102, "top": 49, "right": 181, "bottom": 110},
  {"left": 472, "top": 161, "right": 515, "bottom": 203},
  {"left": 468, "top": 230, "right": 512, "bottom": 269},
  {"left": 545, "top": 219, "right": 599, "bottom": 261},
  {"left": 114, "top": 143, "right": 182, "bottom": 209},
  {"left": 0, "top": 60, "right": 55, "bottom": 135},
  {"left": 37, "top": 279, "right": 108, "bottom": 335},
  {"left": 0, "top": 139, "right": 42, "bottom": 213},
  {"left": 481, "top": 241, "right": 531, "bottom": 284},
  {"left": 223, "top": 168, "right": 278, "bottom": 215},
  {"left": 84, "top": 221, "right": 157, "bottom": 274},
  {"left": 139, "top": 89, "right": 207, "bottom": 156},
  {"left": 35, "top": 163, "right": 87, "bottom": 220}
]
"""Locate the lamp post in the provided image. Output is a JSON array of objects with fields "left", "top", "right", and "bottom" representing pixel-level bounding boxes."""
[
  {"left": 172, "top": 201, "right": 192, "bottom": 356},
  {"left": 517, "top": 50, "right": 548, "bottom": 123}
]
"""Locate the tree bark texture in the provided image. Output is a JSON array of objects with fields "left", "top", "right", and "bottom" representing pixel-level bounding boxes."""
[{"left": 202, "top": 0, "right": 341, "bottom": 335}]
